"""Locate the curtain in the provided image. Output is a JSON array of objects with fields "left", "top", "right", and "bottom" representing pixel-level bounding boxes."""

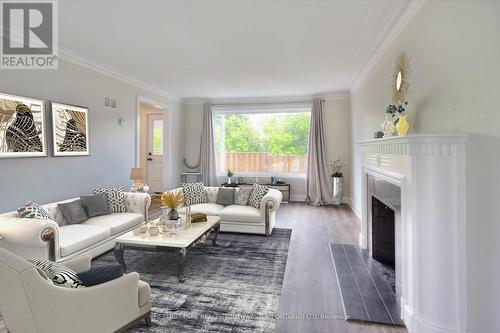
[
  {"left": 200, "top": 102, "right": 217, "bottom": 186},
  {"left": 305, "top": 99, "right": 332, "bottom": 206}
]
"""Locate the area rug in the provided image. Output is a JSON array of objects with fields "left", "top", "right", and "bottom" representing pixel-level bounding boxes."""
[
  {"left": 329, "top": 243, "right": 404, "bottom": 326},
  {"left": 93, "top": 228, "right": 292, "bottom": 333}
]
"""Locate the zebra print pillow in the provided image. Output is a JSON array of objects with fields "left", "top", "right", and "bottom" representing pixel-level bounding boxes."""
[
  {"left": 27, "top": 258, "right": 86, "bottom": 288},
  {"left": 93, "top": 187, "right": 127, "bottom": 214},
  {"left": 17, "top": 201, "right": 50, "bottom": 219}
]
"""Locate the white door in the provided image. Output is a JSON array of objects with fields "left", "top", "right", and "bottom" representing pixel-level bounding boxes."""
[{"left": 146, "top": 114, "right": 164, "bottom": 192}]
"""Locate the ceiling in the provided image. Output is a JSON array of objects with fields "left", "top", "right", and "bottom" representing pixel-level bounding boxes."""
[{"left": 59, "top": 0, "right": 413, "bottom": 100}]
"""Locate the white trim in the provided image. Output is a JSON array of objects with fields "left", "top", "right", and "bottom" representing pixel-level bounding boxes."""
[
  {"left": 212, "top": 104, "right": 311, "bottom": 114},
  {"left": 349, "top": 0, "right": 427, "bottom": 92},
  {"left": 218, "top": 172, "right": 306, "bottom": 179},
  {"left": 290, "top": 194, "right": 306, "bottom": 202},
  {"left": 59, "top": 47, "right": 180, "bottom": 102}
]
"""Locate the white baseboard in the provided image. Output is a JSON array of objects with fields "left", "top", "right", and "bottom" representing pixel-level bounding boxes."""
[{"left": 290, "top": 194, "right": 306, "bottom": 202}]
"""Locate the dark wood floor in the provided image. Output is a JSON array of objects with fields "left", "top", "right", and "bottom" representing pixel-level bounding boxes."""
[{"left": 0, "top": 202, "right": 407, "bottom": 333}]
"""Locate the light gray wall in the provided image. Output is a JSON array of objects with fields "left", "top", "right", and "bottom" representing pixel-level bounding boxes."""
[
  {"left": 349, "top": 1, "right": 500, "bottom": 332},
  {"left": 182, "top": 97, "right": 351, "bottom": 201},
  {"left": 0, "top": 59, "right": 182, "bottom": 212}
]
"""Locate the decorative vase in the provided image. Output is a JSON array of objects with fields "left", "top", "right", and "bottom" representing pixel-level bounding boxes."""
[
  {"left": 159, "top": 206, "right": 169, "bottom": 225},
  {"left": 396, "top": 115, "right": 410, "bottom": 136},
  {"left": 227, "top": 177, "right": 231, "bottom": 184},
  {"left": 332, "top": 176, "right": 344, "bottom": 205},
  {"left": 148, "top": 225, "right": 159, "bottom": 236},
  {"left": 383, "top": 115, "right": 394, "bottom": 138},
  {"left": 168, "top": 208, "right": 179, "bottom": 220}
]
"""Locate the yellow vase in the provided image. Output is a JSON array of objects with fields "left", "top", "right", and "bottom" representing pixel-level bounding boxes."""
[{"left": 396, "top": 115, "right": 410, "bottom": 136}]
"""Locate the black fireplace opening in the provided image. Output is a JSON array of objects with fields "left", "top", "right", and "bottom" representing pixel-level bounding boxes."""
[{"left": 371, "top": 196, "right": 395, "bottom": 268}]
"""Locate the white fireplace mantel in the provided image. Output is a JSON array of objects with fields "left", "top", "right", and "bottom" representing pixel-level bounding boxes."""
[{"left": 358, "top": 134, "right": 467, "bottom": 333}]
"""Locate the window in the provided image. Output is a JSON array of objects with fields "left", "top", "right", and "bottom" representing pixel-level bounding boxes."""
[
  {"left": 214, "top": 106, "right": 311, "bottom": 175},
  {"left": 152, "top": 119, "right": 163, "bottom": 155}
]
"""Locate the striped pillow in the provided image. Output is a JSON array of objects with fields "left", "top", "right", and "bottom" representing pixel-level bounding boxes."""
[{"left": 27, "top": 258, "right": 86, "bottom": 288}]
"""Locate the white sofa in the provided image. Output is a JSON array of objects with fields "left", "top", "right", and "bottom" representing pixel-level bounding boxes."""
[
  {"left": 0, "top": 192, "right": 151, "bottom": 262},
  {"left": 173, "top": 186, "right": 282, "bottom": 235}
]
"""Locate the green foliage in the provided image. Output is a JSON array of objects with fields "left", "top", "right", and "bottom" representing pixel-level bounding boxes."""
[{"left": 215, "top": 112, "right": 311, "bottom": 156}]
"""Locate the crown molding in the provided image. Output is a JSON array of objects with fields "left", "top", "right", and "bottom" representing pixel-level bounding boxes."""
[
  {"left": 58, "top": 47, "right": 181, "bottom": 102},
  {"left": 181, "top": 91, "right": 349, "bottom": 105},
  {"left": 349, "top": 0, "right": 427, "bottom": 93}
]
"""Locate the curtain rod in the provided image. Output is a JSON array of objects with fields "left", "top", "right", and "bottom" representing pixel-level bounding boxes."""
[{"left": 211, "top": 100, "right": 322, "bottom": 108}]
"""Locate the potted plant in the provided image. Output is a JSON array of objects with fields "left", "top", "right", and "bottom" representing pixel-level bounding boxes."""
[
  {"left": 227, "top": 169, "right": 234, "bottom": 184},
  {"left": 161, "top": 191, "right": 184, "bottom": 220},
  {"left": 328, "top": 157, "right": 345, "bottom": 205}
]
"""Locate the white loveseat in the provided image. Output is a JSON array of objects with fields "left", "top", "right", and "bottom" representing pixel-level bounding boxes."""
[
  {"left": 173, "top": 186, "right": 282, "bottom": 235},
  {"left": 0, "top": 192, "right": 151, "bottom": 262}
]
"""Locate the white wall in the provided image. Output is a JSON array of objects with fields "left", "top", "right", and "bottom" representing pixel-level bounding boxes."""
[
  {"left": 349, "top": 1, "right": 500, "bottom": 332},
  {"left": 0, "top": 58, "right": 183, "bottom": 212},
  {"left": 182, "top": 97, "right": 351, "bottom": 201}
]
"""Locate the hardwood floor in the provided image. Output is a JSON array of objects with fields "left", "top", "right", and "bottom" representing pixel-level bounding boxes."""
[
  {"left": 274, "top": 202, "right": 407, "bottom": 333},
  {"left": 0, "top": 202, "right": 407, "bottom": 333}
]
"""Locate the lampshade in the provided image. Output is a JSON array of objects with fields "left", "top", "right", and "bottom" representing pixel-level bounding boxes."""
[{"left": 130, "top": 167, "right": 145, "bottom": 180}]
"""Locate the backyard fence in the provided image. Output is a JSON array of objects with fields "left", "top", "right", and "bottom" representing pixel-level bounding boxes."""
[{"left": 223, "top": 152, "right": 306, "bottom": 173}]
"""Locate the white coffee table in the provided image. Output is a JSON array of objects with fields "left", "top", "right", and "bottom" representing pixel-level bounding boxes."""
[{"left": 114, "top": 216, "right": 221, "bottom": 282}]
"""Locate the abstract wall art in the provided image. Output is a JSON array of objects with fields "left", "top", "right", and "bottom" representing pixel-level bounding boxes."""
[
  {"left": 51, "top": 102, "right": 90, "bottom": 156},
  {"left": 0, "top": 93, "right": 47, "bottom": 158}
]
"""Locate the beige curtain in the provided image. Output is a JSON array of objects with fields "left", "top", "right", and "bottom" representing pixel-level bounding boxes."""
[
  {"left": 306, "top": 99, "right": 332, "bottom": 206},
  {"left": 201, "top": 103, "right": 217, "bottom": 186}
]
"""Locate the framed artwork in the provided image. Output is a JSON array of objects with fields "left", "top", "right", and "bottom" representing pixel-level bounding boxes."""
[
  {"left": 0, "top": 93, "right": 47, "bottom": 158},
  {"left": 51, "top": 102, "right": 90, "bottom": 156}
]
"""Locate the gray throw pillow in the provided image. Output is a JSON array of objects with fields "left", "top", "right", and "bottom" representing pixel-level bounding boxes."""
[
  {"left": 234, "top": 187, "right": 253, "bottom": 206},
  {"left": 81, "top": 193, "right": 110, "bottom": 217},
  {"left": 216, "top": 188, "right": 235, "bottom": 206},
  {"left": 248, "top": 184, "right": 270, "bottom": 209},
  {"left": 93, "top": 187, "right": 126, "bottom": 213},
  {"left": 57, "top": 200, "right": 89, "bottom": 224}
]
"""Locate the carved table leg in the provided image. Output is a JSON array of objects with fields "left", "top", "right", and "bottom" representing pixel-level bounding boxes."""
[
  {"left": 114, "top": 243, "right": 127, "bottom": 273},
  {"left": 176, "top": 247, "right": 187, "bottom": 282},
  {"left": 212, "top": 222, "right": 221, "bottom": 246}
]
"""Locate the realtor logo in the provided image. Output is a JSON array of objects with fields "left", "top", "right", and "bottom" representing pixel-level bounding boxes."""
[{"left": 1, "top": 0, "right": 58, "bottom": 69}]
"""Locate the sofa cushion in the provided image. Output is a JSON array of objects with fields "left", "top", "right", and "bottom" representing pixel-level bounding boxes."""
[
  {"left": 178, "top": 203, "right": 224, "bottom": 216},
  {"left": 58, "top": 200, "right": 89, "bottom": 224},
  {"left": 248, "top": 184, "right": 270, "bottom": 209},
  {"left": 182, "top": 182, "right": 208, "bottom": 205},
  {"left": 234, "top": 186, "right": 253, "bottom": 206},
  {"left": 80, "top": 193, "right": 110, "bottom": 217},
  {"left": 93, "top": 187, "right": 127, "bottom": 214},
  {"left": 138, "top": 280, "right": 151, "bottom": 307},
  {"left": 206, "top": 187, "right": 219, "bottom": 203},
  {"left": 82, "top": 213, "right": 143, "bottom": 235},
  {"left": 218, "top": 205, "right": 262, "bottom": 223},
  {"left": 77, "top": 263, "right": 123, "bottom": 287},
  {"left": 27, "top": 257, "right": 86, "bottom": 288},
  {"left": 17, "top": 201, "right": 50, "bottom": 220},
  {"left": 216, "top": 188, "right": 235, "bottom": 206},
  {"left": 59, "top": 225, "right": 111, "bottom": 257}
]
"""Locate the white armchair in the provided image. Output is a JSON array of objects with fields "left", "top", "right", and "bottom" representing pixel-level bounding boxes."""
[{"left": 0, "top": 248, "right": 151, "bottom": 333}]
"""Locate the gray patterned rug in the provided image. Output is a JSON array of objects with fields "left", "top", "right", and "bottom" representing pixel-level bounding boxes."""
[{"left": 93, "top": 228, "right": 292, "bottom": 333}]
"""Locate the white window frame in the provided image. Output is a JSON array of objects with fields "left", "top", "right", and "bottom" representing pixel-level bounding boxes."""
[{"left": 212, "top": 103, "right": 312, "bottom": 178}]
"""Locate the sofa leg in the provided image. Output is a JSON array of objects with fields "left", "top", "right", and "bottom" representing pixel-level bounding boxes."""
[{"left": 144, "top": 313, "right": 152, "bottom": 327}]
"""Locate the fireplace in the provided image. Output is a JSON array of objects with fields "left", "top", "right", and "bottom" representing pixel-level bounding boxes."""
[{"left": 372, "top": 196, "right": 395, "bottom": 267}]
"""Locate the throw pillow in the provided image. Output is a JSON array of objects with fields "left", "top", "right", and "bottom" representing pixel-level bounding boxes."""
[
  {"left": 248, "top": 184, "right": 270, "bottom": 209},
  {"left": 17, "top": 201, "right": 50, "bottom": 219},
  {"left": 234, "top": 186, "right": 253, "bottom": 206},
  {"left": 57, "top": 200, "right": 88, "bottom": 224},
  {"left": 216, "top": 188, "right": 235, "bottom": 206},
  {"left": 77, "top": 263, "right": 123, "bottom": 287},
  {"left": 27, "top": 258, "right": 86, "bottom": 288},
  {"left": 181, "top": 182, "right": 208, "bottom": 205},
  {"left": 81, "top": 193, "right": 110, "bottom": 217},
  {"left": 93, "top": 187, "right": 126, "bottom": 214}
]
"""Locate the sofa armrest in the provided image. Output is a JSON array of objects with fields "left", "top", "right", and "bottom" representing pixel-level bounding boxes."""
[
  {"left": 124, "top": 192, "right": 151, "bottom": 222},
  {"left": 60, "top": 254, "right": 92, "bottom": 273},
  {"left": 22, "top": 269, "right": 142, "bottom": 333},
  {"left": 0, "top": 216, "right": 59, "bottom": 261},
  {"left": 260, "top": 189, "right": 282, "bottom": 214}
]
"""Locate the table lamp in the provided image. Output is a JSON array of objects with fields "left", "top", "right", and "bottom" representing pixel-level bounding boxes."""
[{"left": 130, "top": 167, "right": 146, "bottom": 191}]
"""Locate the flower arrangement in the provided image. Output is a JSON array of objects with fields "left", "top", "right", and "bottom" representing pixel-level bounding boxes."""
[
  {"left": 227, "top": 169, "right": 234, "bottom": 178},
  {"left": 386, "top": 101, "right": 408, "bottom": 125},
  {"left": 328, "top": 157, "right": 345, "bottom": 177},
  {"left": 161, "top": 191, "right": 184, "bottom": 209}
]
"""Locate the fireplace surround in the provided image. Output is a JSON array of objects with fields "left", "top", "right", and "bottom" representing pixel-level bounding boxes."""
[{"left": 359, "top": 134, "right": 467, "bottom": 333}]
